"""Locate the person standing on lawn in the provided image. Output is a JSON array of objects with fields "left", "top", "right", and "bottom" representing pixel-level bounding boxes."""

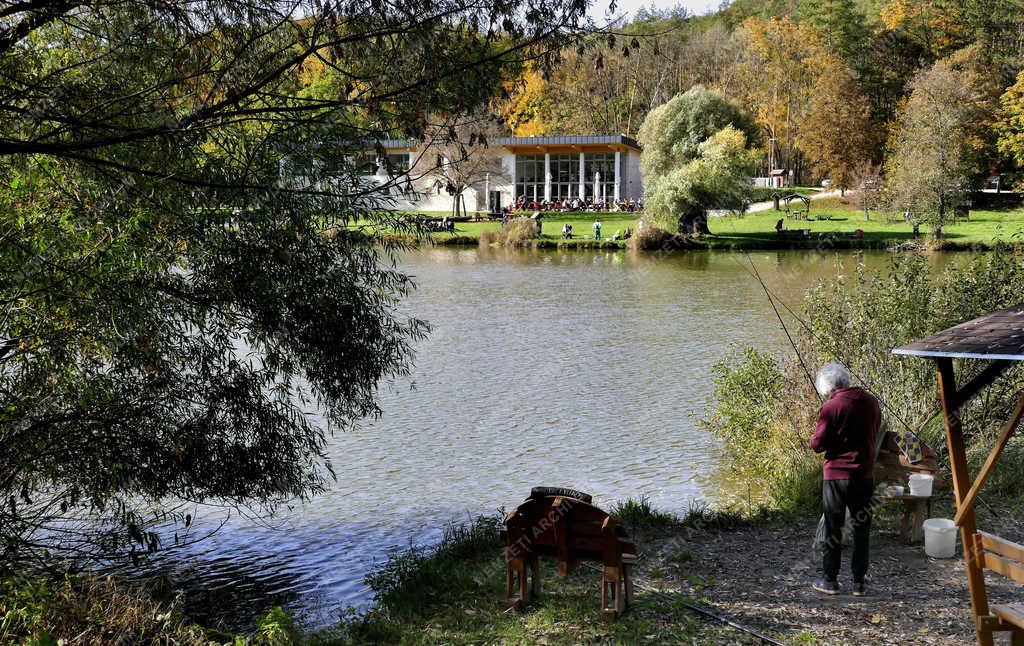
[
  {"left": 810, "top": 363, "right": 881, "bottom": 597},
  {"left": 592, "top": 219, "right": 601, "bottom": 240}
]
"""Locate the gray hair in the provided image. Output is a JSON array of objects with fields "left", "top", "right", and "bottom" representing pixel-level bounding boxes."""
[{"left": 816, "top": 362, "right": 852, "bottom": 397}]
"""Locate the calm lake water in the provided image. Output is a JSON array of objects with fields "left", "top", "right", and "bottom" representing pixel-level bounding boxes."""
[{"left": 146, "top": 247, "right": 933, "bottom": 629}]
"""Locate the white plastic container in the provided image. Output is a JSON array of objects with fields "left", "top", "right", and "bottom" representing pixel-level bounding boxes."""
[
  {"left": 908, "top": 473, "right": 934, "bottom": 497},
  {"left": 923, "top": 518, "right": 957, "bottom": 558}
]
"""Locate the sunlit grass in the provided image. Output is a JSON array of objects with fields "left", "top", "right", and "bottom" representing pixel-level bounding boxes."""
[{"left": 710, "top": 198, "right": 1024, "bottom": 245}]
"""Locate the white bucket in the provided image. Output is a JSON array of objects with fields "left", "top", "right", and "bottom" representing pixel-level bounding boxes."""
[
  {"left": 923, "top": 518, "right": 957, "bottom": 558},
  {"left": 908, "top": 473, "right": 934, "bottom": 497}
]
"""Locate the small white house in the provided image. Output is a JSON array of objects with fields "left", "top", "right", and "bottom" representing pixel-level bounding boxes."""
[{"left": 356, "top": 135, "right": 644, "bottom": 213}]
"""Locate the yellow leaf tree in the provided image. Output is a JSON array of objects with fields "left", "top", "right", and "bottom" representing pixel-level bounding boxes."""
[
  {"left": 730, "top": 17, "right": 828, "bottom": 182},
  {"left": 998, "top": 71, "right": 1024, "bottom": 167},
  {"left": 879, "top": 0, "right": 970, "bottom": 60},
  {"left": 498, "top": 71, "right": 551, "bottom": 136},
  {"left": 796, "top": 56, "right": 878, "bottom": 193}
]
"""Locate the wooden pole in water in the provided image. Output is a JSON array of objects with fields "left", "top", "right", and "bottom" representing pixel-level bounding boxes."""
[{"left": 936, "top": 357, "right": 993, "bottom": 646}]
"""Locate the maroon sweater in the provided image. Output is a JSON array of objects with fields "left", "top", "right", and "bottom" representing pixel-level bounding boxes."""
[{"left": 809, "top": 386, "right": 881, "bottom": 480}]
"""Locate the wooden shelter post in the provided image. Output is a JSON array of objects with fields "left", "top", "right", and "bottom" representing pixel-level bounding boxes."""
[
  {"left": 936, "top": 357, "right": 993, "bottom": 646},
  {"left": 895, "top": 303, "right": 1024, "bottom": 645}
]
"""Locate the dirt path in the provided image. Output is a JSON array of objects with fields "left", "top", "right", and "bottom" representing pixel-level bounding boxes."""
[
  {"left": 744, "top": 189, "right": 842, "bottom": 214},
  {"left": 707, "top": 189, "right": 842, "bottom": 218},
  {"left": 635, "top": 501, "right": 1024, "bottom": 645}
]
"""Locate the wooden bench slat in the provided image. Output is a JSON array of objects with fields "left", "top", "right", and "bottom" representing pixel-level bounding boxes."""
[
  {"left": 984, "top": 552, "right": 1024, "bottom": 584},
  {"left": 980, "top": 532, "right": 1024, "bottom": 564},
  {"left": 994, "top": 604, "right": 1024, "bottom": 630}
]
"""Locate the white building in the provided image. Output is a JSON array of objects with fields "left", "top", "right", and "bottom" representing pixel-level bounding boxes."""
[{"left": 363, "top": 135, "right": 644, "bottom": 213}]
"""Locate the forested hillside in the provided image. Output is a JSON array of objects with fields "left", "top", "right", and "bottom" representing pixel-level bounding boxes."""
[{"left": 500, "top": 0, "right": 1024, "bottom": 188}]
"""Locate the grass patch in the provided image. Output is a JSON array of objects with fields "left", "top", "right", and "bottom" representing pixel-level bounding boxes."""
[
  {"left": 677, "top": 500, "right": 778, "bottom": 530},
  {"left": 0, "top": 573, "right": 210, "bottom": 645},
  {"left": 609, "top": 496, "right": 678, "bottom": 536},
  {"left": 334, "top": 515, "right": 760, "bottom": 645},
  {"left": 711, "top": 199, "right": 1024, "bottom": 248},
  {"left": 478, "top": 217, "right": 537, "bottom": 247},
  {"left": 377, "top": 202, "right": 1024, "bottom": 251}
]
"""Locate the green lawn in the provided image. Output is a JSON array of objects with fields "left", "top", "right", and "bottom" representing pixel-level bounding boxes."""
[
  {"left": 380, "top": 198, "right": 1024, "bottom": 250},
  {"left": 709, "top": 197, "right": 1024, "bottom": 247}
]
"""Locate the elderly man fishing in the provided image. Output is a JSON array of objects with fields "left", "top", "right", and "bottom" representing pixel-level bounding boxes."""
[{"left": 810, "top": 363, "right": 881, "bottom": 597}]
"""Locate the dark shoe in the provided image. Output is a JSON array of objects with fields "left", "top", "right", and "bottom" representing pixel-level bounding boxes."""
[
  {"left": 812, "top": 579, "right": 840, "bottom": 595},
  {"left": 852, "top": 581, "right": 866, "bottom": 597}
]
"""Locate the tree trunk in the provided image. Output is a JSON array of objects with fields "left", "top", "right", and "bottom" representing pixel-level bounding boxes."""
[{"left": 678, "top": 207, "right": 711, "bottom": 235}]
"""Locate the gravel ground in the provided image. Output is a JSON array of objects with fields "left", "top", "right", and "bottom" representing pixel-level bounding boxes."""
[{"left": 636, "top": 500, "right": 1024, "bottom": 645}]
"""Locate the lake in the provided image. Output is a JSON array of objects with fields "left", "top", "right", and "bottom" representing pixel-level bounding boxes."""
[{"left": 145, "top": 247, "right": 920, "bottom": 629}]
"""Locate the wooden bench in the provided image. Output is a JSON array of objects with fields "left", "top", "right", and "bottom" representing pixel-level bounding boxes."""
[
  {"left": 873, "top": 430, "right": 944, "bottom": 543},
  {"left": 979, "top": 531, "right": 1024, "bottom": 644},
  {"left": 500, "top": 488, "right": 637, "bottom": 619}
]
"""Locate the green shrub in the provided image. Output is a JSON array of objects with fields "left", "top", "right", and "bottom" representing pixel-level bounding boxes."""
[
  {"left": 705, "top": 249, "right": 1024, "bottom": 513},
  {"left": 250, "top": 606, "right": 301, "bottom": 645},
  {"left": 627, "top": 218, "right": 677, "bottom": 251},
  {"left": 703, "top": 348, "right": 821, "bottom": 513},
  {"left": 479, "top": 218, "right": 537, "bottom": 247}
]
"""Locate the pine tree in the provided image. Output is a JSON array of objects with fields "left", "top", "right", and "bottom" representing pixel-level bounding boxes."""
[{"left": 796, "top": 0, "right": 867, "bottom": 59}]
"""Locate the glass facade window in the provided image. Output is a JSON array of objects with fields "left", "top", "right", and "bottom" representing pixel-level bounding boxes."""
[
  {"left": 515, "top": 155, "right": 544, "bottom": 201},
  {"left": 385, "top": 153, "right": 410, "bottom": 174},
  {"left": 549, "top": 154, "right": 579, "bottom": 200},
  {"left": 583, "top": 153, "right": 616, "bottom": 202},
  {"left": 333, "top": 152, "right": 377, "bottom": 176},
  {"left": 512, "top": 151, "right": 620, "bottom": 203}
]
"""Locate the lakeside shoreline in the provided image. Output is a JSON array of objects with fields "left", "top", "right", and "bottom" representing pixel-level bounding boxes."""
[
  {"left": 6, "top": 492, "right": 1020, "bottom": 645},
  {"left": 379, "top": 198, "right": 1024, "bottom": 252},
  {"left": 383, "top": 231, "right": 1024, "bottom": 252}
]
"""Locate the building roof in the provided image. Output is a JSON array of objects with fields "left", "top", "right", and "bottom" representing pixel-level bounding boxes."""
[
  {"left": 375, "top": 139, "right": 418, "bottom": 149},
  {"left": 491, "top": 135, "right": 641, "bottom": 150},
  {"left": 362, "top": 134, "right": 641, "bottom": 151},
  {"left": 892, "top": 303, "right": 1024, "bottom": 361}
]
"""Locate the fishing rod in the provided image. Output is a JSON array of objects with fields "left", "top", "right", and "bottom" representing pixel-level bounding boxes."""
[
  {"left": 734, "top": 250, "right": 921, "bottom": 436},
  {"left": 581, "top": 562, "right": 786, "bottom": 646},
  {"left": 744, "top": 252, "right": 822, "bottom": 404}
]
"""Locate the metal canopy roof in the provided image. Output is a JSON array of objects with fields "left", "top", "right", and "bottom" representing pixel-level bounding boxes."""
[
  {"left": 492, "top": 135, "right": 641, "bottom": 150},
  {"left": 349, "top": 134, "right": 642, "bottom": 151},
  {"left": 893, "top": 303, "right": 1024, "bottom": 361}
]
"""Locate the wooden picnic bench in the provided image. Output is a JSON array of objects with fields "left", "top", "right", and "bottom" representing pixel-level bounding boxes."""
[
  {"left": 872, "top": 430, "right": 944, "bottom": 544},
  {"left": 979, "top": 531, "right": 1024, "bottom": 644},
  {"left": 500, "top": 487, "right": 637, "bottom": 619}
]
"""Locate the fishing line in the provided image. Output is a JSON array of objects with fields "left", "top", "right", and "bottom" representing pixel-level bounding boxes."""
[
  {"left": 580, "top": 562, "right": 786, "bottom": 646},
  {"left": 732, "top": 250, "right": 920, "bottom": 435},
  {"left": 744, "top": 251, "right": 822, "bottom": 404}
]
